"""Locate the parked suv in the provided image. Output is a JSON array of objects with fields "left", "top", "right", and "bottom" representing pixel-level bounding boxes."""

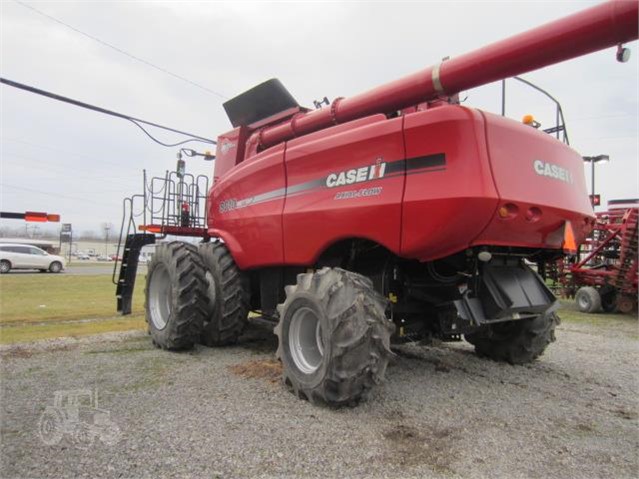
[{"left": 0, "top": 244, "right": 66, "bottom": 274}]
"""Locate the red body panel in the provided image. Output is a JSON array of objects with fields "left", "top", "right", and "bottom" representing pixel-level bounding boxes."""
[
  {"left": 283, "top": 115, "right": 404, "bottom": 265},
  {"left": 400, "top": 107, "right": 499, "bottom": 261},
  {"left": 473, "top": 112, "right": 593, "bottom": 249},
  {"left": 209, "top": 106, "right": 595, "bottom": 268},
  {"left": 206, "top": 2, "right": 639, "bottom": 270},
  {"left": 209, "top": 143, "right": 286, "bottom": 269},
  {"left": 214, "top": 126, "right": 250, "bottom": 183}
]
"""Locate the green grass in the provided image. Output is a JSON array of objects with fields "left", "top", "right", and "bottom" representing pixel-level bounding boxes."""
[
  {"left": 0, "top": 273, "right": 634, "bottom": 345},
  {"left": 0, "top": 274, "right": 146, "bottom": 344},
  {"left": 558, "top": 299, "right": 637, "bottom": 329},
  {"left": 0, "top": 274, "right": 144, "bottom": 324},
  {"left": 0, "top": 316, "right": 146, "bottom": 344}
]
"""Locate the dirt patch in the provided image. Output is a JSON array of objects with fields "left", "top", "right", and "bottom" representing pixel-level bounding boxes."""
[
  {"left": 0, "top": 347, "right": 33, "bottom": 359},
  {"left": 612, "top": 407, "right": 638, "bottom": 420},
  {"left": 382, "top": 423, "right": 460, "bottom": 472},
  {"left": 229, "top": 359, "right": 282, "bottom": 384}
]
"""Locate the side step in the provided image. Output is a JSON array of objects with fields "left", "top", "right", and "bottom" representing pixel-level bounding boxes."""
[{"left": 115, "top": 234, "right": 156, "bottom": 315}]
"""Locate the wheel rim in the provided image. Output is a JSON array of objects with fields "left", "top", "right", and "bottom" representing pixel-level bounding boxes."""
[
  {"left": 289, "top": 307, "right": 324, "bottom": 374},
  {"left": 0, "top": 262, "right": 8, "bottom": 273},
  {"left": 51, "top": 263, "right": 60, "bottom": 272},
  {"left": 149, "top": 264, "right": 171, "bottom": 330},
  {"left": 577, "top": 294, "right": 590, "bottom": 310}
]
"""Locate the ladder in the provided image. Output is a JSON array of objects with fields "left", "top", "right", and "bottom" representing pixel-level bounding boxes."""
[{"left": 115, "top": 233, "right": 156, "bottom": 315}]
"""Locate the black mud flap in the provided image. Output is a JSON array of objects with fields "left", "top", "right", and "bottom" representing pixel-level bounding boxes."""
[{"left": 454, "top": 261, "right": 558, "bottom": 325}]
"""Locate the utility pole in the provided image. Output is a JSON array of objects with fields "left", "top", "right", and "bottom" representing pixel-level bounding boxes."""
[
  {"left": 104, "top": 223, "right": 111, "bottom": 257},
  {"left": 582, "top": 154, "right": 610, "bottom": 209}
]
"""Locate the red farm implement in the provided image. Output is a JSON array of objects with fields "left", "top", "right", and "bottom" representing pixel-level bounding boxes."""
[{"left": 555, "top": 199, "right": 638, "bottom": 314}]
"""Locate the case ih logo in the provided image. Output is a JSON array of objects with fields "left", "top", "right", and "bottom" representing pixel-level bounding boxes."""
[
  {"left": 533, "top": 160, "right": 573, "bottom": 184},
  {"left": 220, "top": 141, "right": 236, "bottom": 155},
  {"left": 326, "top": 158, "right": 386, "bottom": 188}
]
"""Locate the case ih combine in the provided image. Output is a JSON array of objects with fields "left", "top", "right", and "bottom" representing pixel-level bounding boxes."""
[{"left": 115, "top": 1, "right": 638, "bottom": 406}]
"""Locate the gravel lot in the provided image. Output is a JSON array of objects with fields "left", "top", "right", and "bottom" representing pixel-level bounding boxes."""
[{"left": 1, "top": 310, "right": 637, "bottom": 478}]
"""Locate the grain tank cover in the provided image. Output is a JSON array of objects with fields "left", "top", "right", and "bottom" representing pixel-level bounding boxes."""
[{"left": 223, "top": 78, "right": 299, "bottom": 128}]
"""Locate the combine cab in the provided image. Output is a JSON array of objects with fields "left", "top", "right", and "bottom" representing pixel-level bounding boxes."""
[{"left": 116, "top": 1, "right": 638, "bottom": 407}]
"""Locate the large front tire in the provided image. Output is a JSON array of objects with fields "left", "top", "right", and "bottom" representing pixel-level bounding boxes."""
[
  {"left": 145, "top": 242, "right": 208, "bottom": 350},
  {"left": 275, "top": 268, "right": 394, "bottom": 407},
  {"left": 465, "top": 312, "right": 559, "bottom": 365},
  {"left": 198, "top": 242, "right": 250, "bottom": 346}
]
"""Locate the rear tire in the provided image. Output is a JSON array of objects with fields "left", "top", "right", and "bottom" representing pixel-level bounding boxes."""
[
  {"left": 275, "top": 267, "right": 394, "bottom": 407},
  {"left": 198, "top": 242, "right": 250, "bottom": 346},
  {"left": 145, "top": 242, "right": 208, "bottom": 350},
  {"left": 465, "top": 312, "right": 559, "bottom": 365},
  {"left": 49, "top": 261, "right": 62, "bottom": 273},
  {"left": 600, "top": 287, "right": 618, "bottom": 314},
  {"left": 618, "top": 295, "right": 637, "bottom": 315},
  {"left": 0, "top": 260, "right": 10, "bottom": 274},
  {"left": 38, "top": 408, "right": 64, "bottom": 446},
  {"left": 575, "top": 286, "right": 601, "bottom": 313}
]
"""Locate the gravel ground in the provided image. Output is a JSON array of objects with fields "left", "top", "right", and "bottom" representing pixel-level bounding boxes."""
[{"left": 1, "top": 313, "right": 637, "bottom": 478}]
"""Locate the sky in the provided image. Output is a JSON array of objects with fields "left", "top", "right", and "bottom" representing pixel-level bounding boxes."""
[{"left": 1, "top": 0, "right": 637, "bottom": 237}]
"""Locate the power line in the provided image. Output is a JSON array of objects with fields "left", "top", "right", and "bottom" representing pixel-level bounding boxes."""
[
  {"left": 14, "top": 0, "right": 227, "bottom": 100},
  {"left": 1, "top": 183, "right": 119, "bottom": 207},
  {"left": 1, "top": 137, "right": 149, "bottom": 172},
  {"left": 0, "top": 77, "right": 217, "bottom": 147},
  {"left": 2, "top": 154, "right": 140, "bottom": 189}
]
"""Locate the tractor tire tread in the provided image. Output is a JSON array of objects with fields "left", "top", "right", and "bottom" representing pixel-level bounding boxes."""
[
  {"left": 145, "top": 241, "right": 208, "bottom": 350},
  {"left": 465, "top": 312, "right": 559, "bottom": 365},
  {"left": 198, "top": 242, "right": 250, "bottom": 347},
  {"left": 275, "top": 267, "right": 394, "bottom": 408}
]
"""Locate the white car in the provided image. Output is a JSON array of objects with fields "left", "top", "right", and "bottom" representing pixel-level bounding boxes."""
[{"left": 0, "top": 244, "right": 66, "bottom": 274}]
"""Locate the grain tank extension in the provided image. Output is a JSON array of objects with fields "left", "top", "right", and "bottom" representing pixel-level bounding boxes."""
[{"left": 117, "top": 1, "right": 638, "bottom": 407}]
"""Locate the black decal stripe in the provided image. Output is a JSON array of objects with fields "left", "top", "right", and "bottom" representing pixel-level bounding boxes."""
[
  {"left": 406, "top": 153, "right": 446, "bottom": 171},
  {"left": 384, "top": 159, "right": 405, "bottom": 175},
  {"left": 221, "top": 153, "right": 447, "bottom": 211}
]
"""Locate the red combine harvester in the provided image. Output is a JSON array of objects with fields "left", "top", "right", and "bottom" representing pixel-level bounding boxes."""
[
  {"left": 115, "top": 1, "right": 638, "bottom": 406},
  {"left": 555, "top": 199, "right": 638, "bottom": 314}
]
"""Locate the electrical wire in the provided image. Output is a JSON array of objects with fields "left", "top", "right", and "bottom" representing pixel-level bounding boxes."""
[
  {"left": 13, "top": 0, "right": 227, "bottom": 100},
  {"left": 2, "top": 154, "right": 139, "bottom": 189},
  {"left": 1, "top": 183, "right": 119, "bottom": 207},
  {"left": 128, "top": 119, "right": 209, "bottom": 147},
  {"left": 1, "top": 137, "right": 144, "bottom": 172},
  {"left": 0, "top": 77, "right": 217, "bottom": 147}
]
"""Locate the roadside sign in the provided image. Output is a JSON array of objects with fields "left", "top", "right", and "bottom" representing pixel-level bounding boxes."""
[{"left": 62, "top": 223, "right": 72, "bottom": 233}]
